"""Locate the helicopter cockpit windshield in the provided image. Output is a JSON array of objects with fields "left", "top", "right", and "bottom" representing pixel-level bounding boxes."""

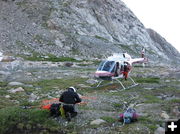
[{"left": 97, "top": 61, "right": 116, "bottom": 72}]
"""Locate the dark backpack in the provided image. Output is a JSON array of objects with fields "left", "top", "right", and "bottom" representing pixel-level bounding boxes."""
[{"left": 50, "top": 103, "right": 61, "bottom": 117}]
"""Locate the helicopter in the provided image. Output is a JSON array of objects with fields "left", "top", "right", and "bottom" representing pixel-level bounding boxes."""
[
  {"left": 0, "top": 52, "right": 16, "bottom": 62},
  {"left": 0, "top": 52, "right": 3, "bottom": 61},
  {"left": 95, "top": 51, "right": 148, "bottom": 90}
]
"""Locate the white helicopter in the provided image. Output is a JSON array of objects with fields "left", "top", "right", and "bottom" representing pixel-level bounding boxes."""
[
  {"left": 0, "top": 52, "right": 3, "bottom": 62},
  {"left": 95, "top": 49, "right": 148, "bottom": 90}
]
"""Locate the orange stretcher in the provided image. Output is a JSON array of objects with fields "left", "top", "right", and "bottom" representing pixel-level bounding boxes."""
[{"left": 41, "top": 96, "right": 96, "bottom": 110}]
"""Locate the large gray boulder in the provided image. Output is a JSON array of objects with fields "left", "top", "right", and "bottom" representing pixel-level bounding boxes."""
[
  {"left": 154, "top": 127, "right": 165, "bottom": 134},
  {"left": 8, "top": 87, "right": 25, "bottom": 93},
  {"left": 90, "top": 119, "right": 106, "bottom": 125},
  {"left": 8, "top": 82, "right": 24, "bottom": 86}
]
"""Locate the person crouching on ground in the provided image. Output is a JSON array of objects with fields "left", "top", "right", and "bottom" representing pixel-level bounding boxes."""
[{"left": 59, "top": 87, "right": 81, "bottom": 121}]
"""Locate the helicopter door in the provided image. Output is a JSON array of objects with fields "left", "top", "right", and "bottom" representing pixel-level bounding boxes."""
[{"left": 114, "top": 62, "right": 121, "bottom": 77}]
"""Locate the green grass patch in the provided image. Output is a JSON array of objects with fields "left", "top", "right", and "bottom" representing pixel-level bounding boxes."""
[
  {"left": 151, "top": 86, "right": 180, "bottom": 96},
  {"left": 168, "top": 98, "right": 180, "bottom": 103},
  {"left": 77, "top": 63, "right": 88, "bottom": 66},
  {"left": 135, "top": 77, "right": 160, "bottom": 83},
  {"left": 23, "top": 52, "right": 78, "bottom": 62},
  {"left": 117, "top": 44, "right": 139, "bottom": 56},
  {"left": 143, "top": 95, "right": 161, "bottom": 103},
  {"left": 147, "top": 124, "right": 158, "bottom": 132},
  {"left": 163, "top": 86, "right": 180, "bottom": 93},
  {"left": 146, "top": 49, "right": 157, "bottom": 55},
  {"left": 139, "top": 116, "right": 153, "bottom": 123},
  {"left": 113, "top": 103, "right": 123, "bottom": 108},
  {"left": 0, "top": 106, "right": 62, "bottom": 134},
  {"left": 78, "top": 105, "right": 95, "bottom": 111},
  {"left": 91, "top": 81, "right": 126, "bottom": 91},
  {"left": 89, "top": 124, "right": 99, "bottom": 129},
  {"left": 78, "top": 87, "right": 99, "bottom": 94},
  {"left": 0, "top": 82, "right": 8, "bottom": 87},
  {"left": 138, "top": 116, "right": 162, "bottom": 131},
  {"left": 30, "top": 77, "right": 88, "bottom": 93},
  {"left": 95, "top": 35, "right": 109, "bottom": 42},
  {"left": 33, "top": 35, "right": 55, "bottom": 46},
  {"left": 16, "top": 40, "right": 26, "bottom": 48},
  {"left": 101, "top": 116, "right": 117, "bottom": 123},
  {"left": 63, "top": 1, "right": 71, "bottom": 7},
  {"left": 113, "top": 103, "right": 124, "bottom": 111},
  {"left": 47, "top": 56, "right": 77, "bottom": 62},
  {"left": 22, "top": 52, "right": 42, "bottom": 61},
  {"left": 0, "top": 97, "right": 16, "bottom": 109},
  {"left": 15, "top": 1, "right": 28, "bottom": 7},
  {"left": 92, "top": 60, "right": 101, "bottom": 65}
]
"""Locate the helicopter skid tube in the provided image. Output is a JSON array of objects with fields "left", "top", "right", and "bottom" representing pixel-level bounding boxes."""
[
  {"left": 92, "top": 77, "right": 138, "bottom": 90},
  {"left": 112, "top": 78, "right": 126, "bottom": 90},
  {"left": 123, "top": 83, "right": 139, "bottom": 90}
]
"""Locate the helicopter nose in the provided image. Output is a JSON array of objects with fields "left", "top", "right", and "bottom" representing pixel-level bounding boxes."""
[{"left": 95, "top": 71, "right": 113, "bottom": 77}]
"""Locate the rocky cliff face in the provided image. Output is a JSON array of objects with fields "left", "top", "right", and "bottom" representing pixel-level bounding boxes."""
[
  {"left": 147, "top": 28, "right": 180, "bottom": 63},
  {"left": 0, "top": 0, "right": 179, "bottom": 63}
]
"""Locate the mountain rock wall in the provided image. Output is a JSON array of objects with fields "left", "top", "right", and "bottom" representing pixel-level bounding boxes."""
[{"left": 0, "top": 0, "right": 179, "bottom": 63}]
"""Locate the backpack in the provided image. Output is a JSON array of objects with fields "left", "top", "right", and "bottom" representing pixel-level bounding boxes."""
[
  {"left": 119, "top": 108, "right": 138, "bottom": 124},
  {"left": 50, "top": 103, "right": 61, "bottom": 117},
  {"left": 123, "top": 110, "right": 133, "bottom": 124}
]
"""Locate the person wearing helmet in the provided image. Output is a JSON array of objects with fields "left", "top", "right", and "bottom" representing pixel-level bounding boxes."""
[
  {"left": 123, "top": 62, "right": 129, "bottom": 80},
  {"left": 59, "top": 87, "right": 81, "bottom": 121}
]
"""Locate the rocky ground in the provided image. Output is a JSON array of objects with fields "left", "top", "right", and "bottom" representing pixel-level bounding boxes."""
[{"left": 0, "top": 59, "right": 180, "bottom": 134}]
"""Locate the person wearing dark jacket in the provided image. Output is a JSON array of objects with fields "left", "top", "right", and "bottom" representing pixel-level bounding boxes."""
[{"left": 59, "top": 87, "right": 81, "bottom": 121}]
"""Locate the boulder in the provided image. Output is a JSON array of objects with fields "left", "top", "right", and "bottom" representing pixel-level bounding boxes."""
[
  {"left": 11, "top": 100, "right": 20, "bottom": 104},
  {"left": 55, "top": 39, "right": 63, "bottom": 48},
  {"left": 8, "top": 87, "right": 24, "bottom": 93},
  {"left": 46, "top": 20, "right": 59, "bottom": 30},
  {"left": 165, "top": 80, "right": 170, "bottom": 83},
  {"left": 26, "top": 72, "right": 32, "bottom": 76},
  {"left": 0, "top": 71, "right": 11, "bottom": 75},
  {"left": 172, "top": 106, "right": 180, "bottom": 117},
  {"left": 154, "top": 127, "right": 165, "bottom": 134},
  {"left": 1, "top": 56, "right": 16, "bottom": 62},
  {"left": 90, "top": 119, "right": 106, "bottom": 125},
  {"left": 160, "top": 111, "right": 169, "bottom": 119},
  {"left": 29, "top": 93, "right": 38, "bottom": 102},
  {"left": 64, "top": 62, "right": 73, "bottom": 67},
  {"left": 17, "top": 123, "right": 24, "bottom": 130},
  {"left": 8, "top": 82, "right": 24, "bottom": 86},
  {"left": 5, "top": 95, "right": 11, "bottom": 98},
  {"left": 77, "top": 84, "right": 90, "bottom": 88}
]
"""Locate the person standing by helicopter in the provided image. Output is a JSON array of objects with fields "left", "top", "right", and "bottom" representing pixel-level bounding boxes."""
[
  {"left": 141, "top": 47, "right": 145, "bottom": 58},
  {"left": 123, "top": 62, "right": 130, "bottom": 80}
]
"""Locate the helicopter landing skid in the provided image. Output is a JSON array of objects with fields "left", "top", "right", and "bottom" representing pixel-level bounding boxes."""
[{"left": 96, "top": 76, "right": 138, "bottom": 90}]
